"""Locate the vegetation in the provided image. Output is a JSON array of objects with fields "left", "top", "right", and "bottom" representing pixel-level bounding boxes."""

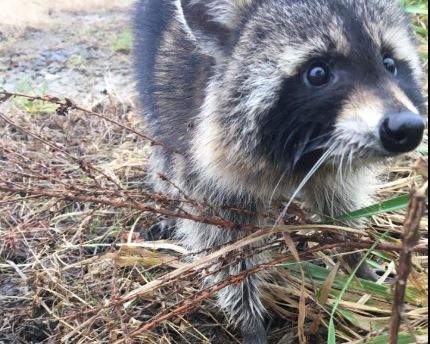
[
  {"left": 0, "top": 1, "right": 428, "bottom": 343},
  {"left": 112, "top": 28, "right": 133, "bottom": 53}
]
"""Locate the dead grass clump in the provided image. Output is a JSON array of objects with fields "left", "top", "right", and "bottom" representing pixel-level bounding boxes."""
[{"left": 0, "top": 90, "right": 428, "bottom": 344}]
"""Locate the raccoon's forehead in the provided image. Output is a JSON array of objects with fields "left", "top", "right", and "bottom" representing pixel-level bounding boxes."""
[{"left": 238, "top": 0, "right": 420, "bottom": 78}]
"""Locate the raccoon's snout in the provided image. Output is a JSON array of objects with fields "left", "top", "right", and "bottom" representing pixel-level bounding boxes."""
[{"left": 379, "top": 112, "right": 425, "bottom": 154}]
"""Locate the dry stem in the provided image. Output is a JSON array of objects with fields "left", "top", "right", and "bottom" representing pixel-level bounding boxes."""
[{"left": 389, "top": 158, "right": 428, "bottom": 344}]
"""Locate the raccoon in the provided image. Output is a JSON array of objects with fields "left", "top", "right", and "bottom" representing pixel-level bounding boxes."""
[{"left": 133, "top": 0, "right": 426, "bottom": 342}]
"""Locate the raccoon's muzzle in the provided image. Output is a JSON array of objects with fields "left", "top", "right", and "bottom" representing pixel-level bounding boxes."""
[{"left": 379, "top": 111, "right": 426, "bottom": 153}]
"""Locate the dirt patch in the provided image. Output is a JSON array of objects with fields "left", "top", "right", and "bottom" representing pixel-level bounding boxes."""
[{"left": 0, "top": 0, "right": 135, "bottom": 106}]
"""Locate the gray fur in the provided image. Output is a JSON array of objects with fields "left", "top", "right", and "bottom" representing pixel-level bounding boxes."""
[{"left": 133, "top": 0, "right": 425, "bottom": 342}]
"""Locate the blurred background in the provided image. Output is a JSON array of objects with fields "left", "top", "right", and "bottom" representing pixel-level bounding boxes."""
[{"left": 0, "top": 0, "right": 134, "bottom": 107}]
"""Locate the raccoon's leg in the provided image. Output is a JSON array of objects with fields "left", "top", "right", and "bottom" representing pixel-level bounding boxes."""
[
  {"left": 242, "top": 322, "right": 268, "bottom": 344},
  {"left": 176, "top": 220, "right": 269, "bottom": 344},
  {"left": 344, "top": 253, "right": 381, "bottom": 282},
  {"left": 144, "top": 147, "right": 177, "bottom": 240},
  {"left": 144, "top": 217, "right": 176, "bottom": 241},
  {"left": 218, "top": 274, "right": 268, "bottom": 344},
  {"left": 218, "top": 258, "right": 269, "bottom": 344}
]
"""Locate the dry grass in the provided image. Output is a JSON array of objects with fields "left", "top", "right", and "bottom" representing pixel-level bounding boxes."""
[
  {"left": 0, "top": 3, "right": 429, "bottom": 344},
  {"left": 0, "top": 92, "right": 427, "bottom": 344}
]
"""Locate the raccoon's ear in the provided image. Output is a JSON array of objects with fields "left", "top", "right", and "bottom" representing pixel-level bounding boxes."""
[{"left": 179, "top": 0, "right": 252, "bottom": 59}]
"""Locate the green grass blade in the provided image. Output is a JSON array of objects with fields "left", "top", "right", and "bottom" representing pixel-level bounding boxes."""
[
  {"left": 328, "top": 320, "right": 336, "bottom": 344},
  {"left": 417, "top": 145, "right": 429, "bottom": 155},
  {"left": 405, "top": 7, "right": 429, "bottom": 14},
  {"left": 286, "top": 263, "right": 391, "bottom": 299},
  {"left": 336, "top": 307, "right": 387, "bottom": 332},
  {"left": 336, "top": 194, "right": 410, "bottom": 222},
  {"left": 286, "top": 261, "right": 425, "bottom": 304},
  {"left": 357, "top": 332, "right": 417, "bottom": 344},
  {"left": 327, "top": 242, "right": 379, "bottom": 344}
]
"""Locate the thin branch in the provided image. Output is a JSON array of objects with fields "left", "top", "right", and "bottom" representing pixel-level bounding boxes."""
[
  {"left": 0, "top": 90, "right": 182, "bottom": 155},
  {"left": 389, "top": 158, "right": 428, "bottom": 344},
  {"left": 0, "top": 184, "right": 254, "bottom": 232},
  {"left": 112, "top": 235, "right": 429, "bottom": 344}
]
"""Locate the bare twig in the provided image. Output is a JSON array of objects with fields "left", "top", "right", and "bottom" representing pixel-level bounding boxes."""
[
  {"left": 0, "top": 89, "right": 183, "bottom": 155},
  {"left": 1, "top": 89, "right": 428, "bottom": 343},
  {"left": 111, "top": 232, "right": 430, "bottom": 344},
  {"left": 0, "top": 184, "right": 256, "bottom": 231},
  {"left": 389, "top": 158, "right": 428, "bottom": 344}
]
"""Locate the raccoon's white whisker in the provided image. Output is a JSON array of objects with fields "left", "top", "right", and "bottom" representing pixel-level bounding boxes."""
[
  {"left": 331, "top": 149, "right": 343, "bottom": 216},
  {"left": 332, "top": 143, "right": 348, "bottom": 216},
  {"left": 349, "top": 149, "right": 354, "bottom": 173},
  {"left": 306, "top": 132, "right": 332, "bottom": 145},
  {"left": 339, "top": 147, "right": 348, "bottom": 189},
  {"left": 273, "top": 143, "right": 337, "bottom": 228},
  {"left": 268, "top": 170, "right": 287, "bottom": 210},
  {"left": 329, "top": 180, "right": 337, "bottom": 219},
  {"left": 272, "top": 133, "right": 335, "bottom": 209},
  {"left": 337, "top": 149, "right": 344, "bottom": 186}
]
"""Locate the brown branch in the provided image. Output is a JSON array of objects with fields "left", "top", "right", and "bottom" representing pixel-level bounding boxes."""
[
  {"left": 112, "top": 249, "right": 315, "bottom": 344},
  {"left": 57, "top": 234, "right": 427, "bottom": 336},
  {"left": 1, "top": 183, "right": 428, "bottom": 255},
  {"left": 0, "top": 111, "right": 121, "bottom": 190},
  {"left": 298, "top": 239, "right": 428, "bottom": 255},
  {"left": 0, "top": 90, "right": 182, "bottom": 155},
  {"left": 0, "top": 184, "right": 255, "bottom": 232},
  {"left": 389, "top": 158, "right": 428, "bottom": 344},
  {"left": 112, "top": 235, "right": 429, "bottom": 344},
  {"left": 0, "top": 109, "right": 185, "bottom": 214}
]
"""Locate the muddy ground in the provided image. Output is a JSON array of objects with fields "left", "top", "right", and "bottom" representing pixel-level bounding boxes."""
[{"left": 0, "top": 0, "right": 135, "bottom": 107}]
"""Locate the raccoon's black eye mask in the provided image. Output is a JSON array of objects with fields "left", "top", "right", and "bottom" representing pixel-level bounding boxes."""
[
  {"left": 301, "top": 52, "right": 399, "bottom": 89},
  {"left": 257, "top": 72, "right": 347, "bottom": 171}
]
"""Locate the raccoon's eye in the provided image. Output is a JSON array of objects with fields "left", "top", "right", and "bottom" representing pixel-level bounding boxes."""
[
  {"left": 306, "top": 62, "right": 331, "bottom": 87},
  {"left": 383, "top": 54, "right": 398, "bottom": 76}
]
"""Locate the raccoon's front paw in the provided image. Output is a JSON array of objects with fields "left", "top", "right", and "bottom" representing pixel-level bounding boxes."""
[
  {"left": 346, "top": 254, "right": 395, "bottom": 283},
  {"left": 371, "top": 268, "right": 396, "bottom": 283},
  {"left": 143, "top": 217, "right": 176, "bottom": 241},
  {"left": 356, "top": 262, "right": 381, "bottom": 282}
]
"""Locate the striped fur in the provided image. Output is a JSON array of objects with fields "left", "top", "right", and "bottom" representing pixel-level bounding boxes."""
[{"left": 133, "top": 1, "right": 425, "bottom": 342}]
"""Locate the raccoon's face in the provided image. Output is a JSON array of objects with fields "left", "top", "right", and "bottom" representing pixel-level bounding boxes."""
[{"left": 182, "top": 0, "right": 426, "bottom": 193}]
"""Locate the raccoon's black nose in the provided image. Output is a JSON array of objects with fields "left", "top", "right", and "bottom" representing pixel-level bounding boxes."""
[{"left": 379, "top": 112, "right": 426, "bottom": 153}]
